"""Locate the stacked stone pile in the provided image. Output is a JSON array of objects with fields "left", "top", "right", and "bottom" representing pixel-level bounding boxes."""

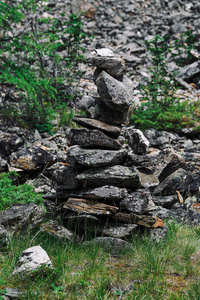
[{"left": 52, "top": 48, "right": 165, "bottom": 239}]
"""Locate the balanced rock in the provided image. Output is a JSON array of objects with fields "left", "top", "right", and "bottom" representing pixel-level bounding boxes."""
[
  {"left": 95, "top": 70, "right": 133, "bottom": 112},
  {"left": 87, "top": 48, "right": 126, "bottom": 77}
]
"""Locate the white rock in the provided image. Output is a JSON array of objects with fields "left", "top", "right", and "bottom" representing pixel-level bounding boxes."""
[
  {"left": 12, "top": 245, "right": 54, "bottom": 276},
  {"left": 91, "top": 48, "right": 114, "bottom": 57}
]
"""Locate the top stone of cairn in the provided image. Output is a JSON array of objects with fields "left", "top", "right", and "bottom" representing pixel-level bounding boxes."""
[{"left": 87, "top": 48, "right": 126, "bottom": 78}]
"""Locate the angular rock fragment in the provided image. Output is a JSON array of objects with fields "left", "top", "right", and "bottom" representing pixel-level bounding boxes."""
[
  {"left": 9, "top": 146, "right": 56, "bottom": 171},
  {"left": 84, "top": 185, "right": 128, "bottom": 201},
  {"left": 102, "top": 224, "right": 138, "bottom": 239},
  {"left": 67, "top": 146, "right": 126, "bottom": 167},
  {"left": 12, "top": 245, "right": 54, "bottom": 276},
  {"left": 52, "top": 165, "right": 79, "bottom": 190},
  {"left": 0, "top": 133, "right": 23, "bottom": 157},
  {"left": 0, "top": 203, "right": 44, "bottom": 234},
  {"left": 87, "top": 48, "right": 126, "bottom": 77},
  {"left": 153, "top": 168, "right": 188, "bottom": 196},
  {"left": 75, "top": 95, "right": 129, "bottom": 125},
  {"left": 72, "top": 116, "right": 121, "bottom": 138},
  {"left": 95, "top": 70, "right": 132, "bottom": 112},
  {"left": 138, "top": 168, "right": 159, "bottom": 188},
  {"left": 63, "top": 198, "right": 118, "bottom": 216},
  {"left": 152, "top": 195, "right": 177, "bottom": 208},
  {"left": 76, "top": 165, "right": 140, "bottom": 188},
  {"left": 120, "top": 189, "right": 156, "bottom": 214},
  {"left": 124, "top": 127, "right": 149, "bottom": 154},
  {"left": 0, "top": 225, "right": 9, "bottom": 248},
  {"left": 40, "top": 220, "right": 78, "bottom": 242},
  {"left": 0, "top": 156, "right": 8, "bottom": 172},
  {"left": 66, "top": 128, "right": 122, "bottom": 150}
]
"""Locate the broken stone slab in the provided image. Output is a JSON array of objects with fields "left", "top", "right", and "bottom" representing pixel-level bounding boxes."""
[
  {"left": 63, "top": 198, "right": 118, "bottom": 216},
  {"left": 66, "top": 128, "right": 122, "bottom": 150},
  {"left": 87, "top": 48, "right": 126, "bottom": 77},
  {"left": 75, "top": 95, "right": 129, "bottom": 125},
  {"left": 0, "top": 132, "right": 23, "bottom": 157},
  {"left": 9, "top": 146, "right": 56, "bottom": 171},
  {"left": 12, "top": 245, "right": 54, "bottom": 276},
  {"left": 120, "top": 189, "right": 156, "bottom": 214},
  {"left": 72, "top": 116, "right": 121, "bottom": 138},
  {"left": 82, "top": 237, "right": 133, "bottom": 255},
  {"left": 124, "top": 127, "right": 150, "bottom": 154},
  {"left": 95, "top": 70, "right": 133, "bottom": 112},
  {"left": 84, "top": 185, "right": 128, "bottom": 201},
  {"left": 114, "top": 212, "right": 164, "bottom": 228},
  {"left": 102, "top": 224, "right": 138, "bottom": 239},
  {"left": 76, "top": 165, "right": 141, "bottom": 188},
  {"left": 0, "top": 203, "right": 44, "bottom": 235},
  {"left": 40, "top": 220, "right": 78, "bottom": 242},
  {"left": 67, "top": 146, "right": 127, "bottom": 168},
  {"left": 52, "top": 165, "right": 79, "bottom": 190},
  {"left": 125, "top": 151, "right": 152, "bottom": 168}
]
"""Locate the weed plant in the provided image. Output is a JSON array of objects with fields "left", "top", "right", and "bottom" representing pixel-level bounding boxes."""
[
  {"left": 130, "top": 33, "right": 200, "bottom": 132},
  {"left": 0, "top": 220, "right": 200, "bottom": 299},
  {"left": 0, "top": 172, "right": 43, "bottom": 211},
  {"left": 0, "top": 0, "right": 86, "bottom": 132}
]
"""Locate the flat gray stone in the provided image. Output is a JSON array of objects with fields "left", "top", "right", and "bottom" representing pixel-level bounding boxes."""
[
  {"left": 72, "top": 116, "right": 121, "bottom": 138},
  {"left": 102, "top": 224, "right": 138, "bottom": 239},
  {"left": 67, "top": 146, "right": 126, "bottom": 167},
  {"left": 66, "top": 128, "right": 122, "bottom": 150},
  {"left": 76, "top": 165, "right": 140, "bottom": 188},
  {"left": 84, "top": 185, "right": 128, "bottom": 201}
]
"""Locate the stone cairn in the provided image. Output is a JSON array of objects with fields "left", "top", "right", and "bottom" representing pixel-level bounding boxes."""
[{"left": 53, "top": 48, "right": 164, "bottom": 240}]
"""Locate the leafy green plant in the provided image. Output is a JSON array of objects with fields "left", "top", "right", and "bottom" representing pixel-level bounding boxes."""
[
  {"left": 0, "top": 172, "right": 43, "bottom": 211},
  {"left": 0, "top": 0, "right": 86, "bottom": 132}
]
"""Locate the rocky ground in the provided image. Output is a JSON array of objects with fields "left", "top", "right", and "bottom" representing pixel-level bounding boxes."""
[{"left": 1, "top": 0, "right": 200, "bottom": 252}]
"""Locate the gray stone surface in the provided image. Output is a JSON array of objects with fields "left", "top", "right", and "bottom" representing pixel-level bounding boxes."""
[
  {"left": 67, "top": 146, "right": 126, "bottom": 167},
  {"left": 95, "top": 70, "right": 133, "bottom": 112},
  {"left": 0, "top": 225, "right": 9, "bottom": 248},
  {"left": 52, "top": 165, "right": 78, "bottom": 190},
  {"left": 12, "top": 245, "right": 54, "bottom": 276},
  {"left": 72, "top": 116, "right": 121, "bottom": 138},
  {"left": 76, "top": 165, "right": 140, "bottom": 188},
  {"left": 0, "top": 203, "right": 44, "bottom": 234},
  {"left": 84, "top": 185, "right": 128, "bottom": 201},
  {"left": 102, "top": 224, "right": 138, "bottom": 239},
  {"left": 66, "top": 128, "right": 122, "bottom": 150},
  {"left": 87, "top": 48, "right": 126, "bottom": 77},
  {"left": 124, "top": 127, "right": 149, "bottom": 154},
  {"left": 75, "top": 95, "right": 129, "bottom": 125},
  {"left": 120, "top": 189, "right": 156, "bottom": 214}
]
